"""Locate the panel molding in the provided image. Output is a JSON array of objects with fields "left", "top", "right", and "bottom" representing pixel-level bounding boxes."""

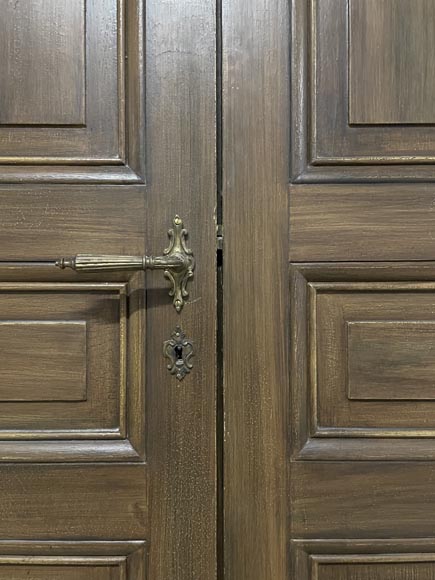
[
  {"left": 0, "top": 0, "right": 86, "bottom": 127},
  {"left": 0, "top": 0, "right": 145, "bottom": 184},
  {"left": 291, "top": 263, "right": 435, "bottom": 460},
  {"left": 0, "top": 541, "right": 147, "bottom": 579},
  {"left": 349, "top": 0, "right": 435, "bottom": 126},
  {"left": 0, "top": 275, "right": 145, "bottom": 463},
  {"left": 291, "top": 0, "right": 435, "bottom": 182},
  {"left": 0, "top": 320, "right": 87, "bottom": 402},
  {"left": 346, "top": 320, "right": 435, "bottom": 401},
  {"left": 293, "top": 540, "right": 435, "bottom": 580}
]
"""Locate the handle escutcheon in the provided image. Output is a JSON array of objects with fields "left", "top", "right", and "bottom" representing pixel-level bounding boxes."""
[{"left": 56, "top": 216, "right": 195, "bottom": 313}]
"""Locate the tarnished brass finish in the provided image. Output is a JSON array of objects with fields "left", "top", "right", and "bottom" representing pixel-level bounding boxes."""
[
  {"left": 56, "top": 216, "right": 195, "bottom": 312},
  {"left": 163, "top": 326, "right": 194, "bottom": 381}
]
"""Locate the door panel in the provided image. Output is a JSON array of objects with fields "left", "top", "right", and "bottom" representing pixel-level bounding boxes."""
[
  {"left": 224, "top": 0, "right": 435, "bottom": 578},
  {"left": 0, "top": 1, "right": 216, "bottom": 579},
  {"left": 288, "top": 0, "right": 435, "bottom": 579},
  {"left": 0, "top": 269, "right": 144, "bottom": 463},
  {"left": 0, "top": 542, "right": 146, "bottom": 580},
  {"left": 290, "top": 185, "right": 435, "bottom": 262},
  {"left": 292, "top": 0, "right": 435, "bottom": 182},
  {"left": 294, "top": 542, "right": 435, "bottom": 580},
  {"left": 0, "top": 0, "right": 144, "bottom": 183}
]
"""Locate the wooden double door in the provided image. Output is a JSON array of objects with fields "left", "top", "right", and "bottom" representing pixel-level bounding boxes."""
[{"left": 2, "top": 0, "right": 435, "bottom": 579}]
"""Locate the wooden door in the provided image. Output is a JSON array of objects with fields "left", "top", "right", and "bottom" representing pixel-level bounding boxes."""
[
  {"left": 223, "top": 0, "right": 435, "bottom": 578},
  {"left": 0, "top": 1, "right": 216, "bottom": 579}
]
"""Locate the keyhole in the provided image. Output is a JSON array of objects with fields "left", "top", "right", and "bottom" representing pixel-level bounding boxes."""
[{"left": 174, "top": 345, "right": 183, "bottom": 360}]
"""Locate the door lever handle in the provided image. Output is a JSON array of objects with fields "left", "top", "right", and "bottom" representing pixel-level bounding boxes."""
[{"left": 55, "top": 216, "right": 195, "bottom": 313}]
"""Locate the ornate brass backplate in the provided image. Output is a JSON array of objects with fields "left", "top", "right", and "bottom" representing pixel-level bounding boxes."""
[
  {"left": 55, "top": 216, "right": 195, "bottom": 312},
  {"left": 163, "top": 326, "right": 194, "bottom": 381}
]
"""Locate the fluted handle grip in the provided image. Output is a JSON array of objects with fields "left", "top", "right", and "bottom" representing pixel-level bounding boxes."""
[
  {"left": 56, "top": 253, "right": 187, "bottom": 272},
  {"left": 55, "top": 216, "right": 194, "bottom": 313}
]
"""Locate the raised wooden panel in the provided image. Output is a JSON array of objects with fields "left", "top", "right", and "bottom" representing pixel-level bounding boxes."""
[
  {"left": 291, "top": 263, "right": 435, "bottom": 460},
  {"left": 291, "top": 0, "right": 435, "bottom": 182},
  {"left": 314, "top": 559, "right": 435, "bottom": 580},
  {"left": 0, "top": 466, "right": 148, "bottom": 538},
  {"left": 0, "top": 541, "right": 146, "bottom": 580},
  {"left": 0, "top": 0, "right": 145, "bottom": 183},
  {"left": 290, "top": 184, "right": 435, "bottom": 263},
  {"left": 347, "top": 321, "right": 435, "bottom": 401},
  {"left": 293, "top": 541, "right": 435, "bottom": 580},
  {"left": 0, "top": 0, "right": 85, "bottom": 126},
  {"left": 291, "top": 464, "right": 435, "bottom": 537},
  {"left": 0, "top": 321, "right": 86, "bottom": 402},
  {"left": 0, "top": 563, "right": 120, "bottom": 580},
  {"left": 314, "top": 288, "right": 435, "bottom": 432},
  {"left": 0, "top": 272, "right": 145, "bottom": 462},
  {"left": 349, "top": 0, "right": 435, "bottom": 125},
  {"left": 0, "top": 284, "right": 124, "bottom": 434}
]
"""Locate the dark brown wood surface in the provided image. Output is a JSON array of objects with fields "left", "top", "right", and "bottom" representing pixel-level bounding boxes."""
[
  {"left": 0, "top": 2, "right": 216, "bottom": 579},
  {"left": 216, "top": 0, "right": 435, "bottom": 576},
  {"left": 145, "top": 0, "right": 217, "bottom": 577},
  {"left": 222, "top": 0, "right": 289, "bottom": 577},
  {"left": 285, "top": 1, "right": 435, "bottom": 579},
  {"left": 349, "top": 0, "right": 435, "bottom": 125}
]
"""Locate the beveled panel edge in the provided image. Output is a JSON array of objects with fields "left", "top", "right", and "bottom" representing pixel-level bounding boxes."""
[
  {"left": 0, "top": 319, "right": 87, "bottom": 403},
  {"left": 0, "top": 541, "right": 147, "bottom": 578},
  {"left": 289, "top": 186, "right": 435, "bottom": 262},
  {"left": 292, "top": 539, "right": 435, "bottom": 580},
  {"left": 0, "top": 439, "right": 142, "bottom": 463},
  {"left": 0, "top": 541, "right": 146, "bottom": 556},
  {"left": 290, "top": 0, "right": 435, "bottom": 183},
  {"left": 0, "top": 0, "right": 86, "bottom": 128},
  {"left": 0, "top": 275, "right": 145, "bottom": 463},
  {"left": 346, "top": 320, "right": 435, "bottom": 401},
  {"left": 347, "top": 0, "right": 435, "bottom": 127},
  {"left": 0, "top": 165, "right": 143, "bottom": 184},
  {"left": 298, "top": 437, "right": 435, "bottom": 461},
  {"left": 290, "top": 262, "right": 435, "bottom": 461},
  {"left": 0, "top": 0, "right": 145, "bottom": 185},
  {"left": 292, "top": 165, "right": 435, "bottom": 183}
]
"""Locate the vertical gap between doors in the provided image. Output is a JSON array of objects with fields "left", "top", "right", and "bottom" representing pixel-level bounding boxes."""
[{"left": 216, "top": 0, "right": 224, "bottom": 577}]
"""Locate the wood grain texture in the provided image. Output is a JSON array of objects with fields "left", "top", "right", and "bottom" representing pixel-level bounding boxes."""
[
  {"left": 0, "top": 272, "right": 144, "bottom": 463},
  {"left": 347, "top": 321, "right": 435, "bottom": 401},
  {"left": 291, "top": 462, "right": 435, "bottom": 538},
  {"left": 291, "top": 263, "right": 435, "bottom": 461},
  {"left": 0, "top": 285, "right": 123, "bottom": 434},
  {"left": 293, "top": 540, "right": 435, "bottom": 580},
  {"left": 315, "top": 286, "right": 435, "bottom": 431},
  {"left": 0, "top": 321, "right": 87, "bottom": 402},
  {"left": 290, "top": 184, "right": 435, "bottom": 261},
  {"left": 291, "top": 0, "right": 435, "bottom": 182},
  {"left": 0, "top": 0, "right": 216, "bottom": 575},
  {"left": 222, "top": 0, "right": 289, "bottom": 578},
  {"left": 349, "top": 0, "right": 435, "bottom": 125},
  {"left": 0, "top": 564, "right": 121, "bottom": 580},
  {"left": 315, "top": 560, "right": 435, "bottom": 580},
  {"left": 0, "top": 0, "right": 145, "bottom": 183},
  {"left": 0, "top": 186, "right": 145, "bottom": 259},
  {"left": 0, "top": 0, "right": 85, "bottom": 126},
  {"left": 145, "top": 0, "right": 217, "bottom": 577},
  {"left": 0, "top": 465, "right": 148, "bottom": 538},
  {"left": 0, "top": 542, "right": 146, "bottom": 580}
]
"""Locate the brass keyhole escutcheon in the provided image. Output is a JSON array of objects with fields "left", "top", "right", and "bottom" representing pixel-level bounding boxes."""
[{"left": 163, "top": 326, "right": 194, "bottom": 381}]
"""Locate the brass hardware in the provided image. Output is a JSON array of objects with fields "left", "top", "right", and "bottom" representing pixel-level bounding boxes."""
[
  {"left": 163, "top": 326, "right": 194, "bottom": 381},
  {"left": 56, "top": 216, "right": 195, "bottom": 312}
]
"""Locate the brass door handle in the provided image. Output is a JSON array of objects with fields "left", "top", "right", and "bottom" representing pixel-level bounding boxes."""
[{"left": 55, "top": 216, "right": 195, "bottom": 313}]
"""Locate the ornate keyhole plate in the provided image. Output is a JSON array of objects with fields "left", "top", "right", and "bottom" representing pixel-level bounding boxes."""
[{"left": 163, "top": 326, "right": 194, "bottom": 381}]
